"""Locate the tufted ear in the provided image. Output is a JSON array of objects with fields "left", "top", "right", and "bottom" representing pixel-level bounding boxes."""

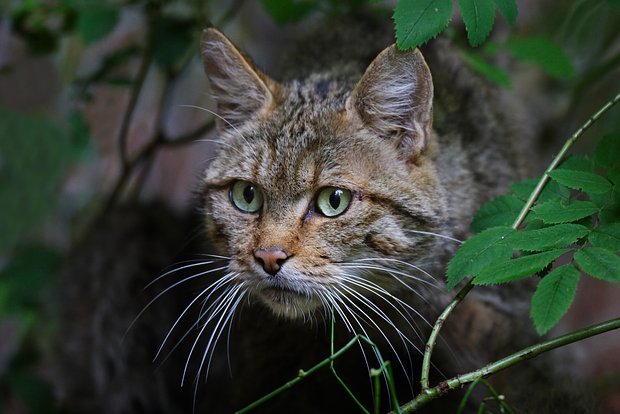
[
  {"left": 201, "top": 28, "right": 279, "bottom": 129},
  {"left": 347, "top": 45, "right": 433, "bottom": 162}
]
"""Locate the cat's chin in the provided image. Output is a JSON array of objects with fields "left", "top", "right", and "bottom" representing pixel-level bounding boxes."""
[{"left": 256, "top": 287, "right": 322, "bottom": 319}]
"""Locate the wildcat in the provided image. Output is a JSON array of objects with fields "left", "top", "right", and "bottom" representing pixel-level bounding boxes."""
[{"left": 51, "top": 15, "right": 596, "bottom": 414}]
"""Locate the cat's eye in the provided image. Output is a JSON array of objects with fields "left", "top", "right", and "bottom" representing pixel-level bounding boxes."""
[
  {"left": 230, "top": 180, "right": 264, "bottom": 213},
  {"left": 316, "top": 187, "right": 352, "bottom": 217}
]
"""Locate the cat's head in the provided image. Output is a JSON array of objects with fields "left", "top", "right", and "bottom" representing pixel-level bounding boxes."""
[{"left": 199, "top": 28, "right": 447, "bottom": 319}]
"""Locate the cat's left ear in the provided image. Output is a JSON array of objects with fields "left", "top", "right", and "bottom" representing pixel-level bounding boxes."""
[
  {"left": 347, "top": 45, "right": 433, "bottom": 162},
  {"left": 201, "top": 28, "right": 279, "bottom": 129}
]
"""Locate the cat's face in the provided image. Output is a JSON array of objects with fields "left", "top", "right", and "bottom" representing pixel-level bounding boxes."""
[{"left": 200, "top": 29, "right": 446, "bottom": 319}]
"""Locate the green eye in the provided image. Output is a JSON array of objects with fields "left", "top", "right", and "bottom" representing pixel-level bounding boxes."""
[
  {"left": 230, "top": 180, "right": 264, "bottom": 213},
  {"left": 316, "top": 187, "right": 352, "bottom": 217}
]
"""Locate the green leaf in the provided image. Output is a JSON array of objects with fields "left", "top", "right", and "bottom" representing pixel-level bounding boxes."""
[
  {"left": 394, "top": 0, "right": 453, "bottom": 50},
  {"left": 547, "top": 169, "right": 612, "bottom": 195},
  {"left": 593, "top": 133, "right": 620, "bottom": 174},
  {"left": 575, "top": 247, "right": 620, "bottom": 282},
  {"left": 510, "top": 177, "right": 570, "bottom": 203},
  {"left": 532, "top": 200, "right": 598, "bottom": 224},
  {"left": 504, "top": 36, "right": 575, "bottom": 79},
  {"left": 458, "top": 0, "right": 495, "bottom": 47},
  {"left": 261, "top": 0, "right": 319, "bottom": 24},
  {"left": 460, "top": 49, "right": 511, "bottom": 88},
  {"left": 559, "top": 155, "right": 594, "bottom": 173},
  {"left": 530, "top": 264, "right": 580, "bottom": 335},
  {"left": 470, "top": 195, "right": 523, "bottom": 232},
  {"left": 492, "top": 0, "right": 518, "bottom": 24},
  {"left": 446, "top": 226, "right": 516, "bottom": 290},
  {"left": 473, "top": 249, "right": 570, "bottom": 285},
  {"left": 512, "top": 224, "right": 589, "bottom": 252},
  {"left": 589, "top": 223, "right": 620, "bottom": 252},
  {"left": 75, "top": 6, "right": 119, "bottom": 44}
]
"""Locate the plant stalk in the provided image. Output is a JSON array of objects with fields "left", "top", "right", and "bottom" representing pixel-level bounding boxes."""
[
  {"left": 401, "top": 316, "right": 620, "bottom": 413},
  {"left": 418, "top": 90, "right": 620, "bottom": 393}
]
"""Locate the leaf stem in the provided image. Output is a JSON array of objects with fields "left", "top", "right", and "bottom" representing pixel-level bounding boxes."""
[
  {"left": 418, "top": 90, "right": 620, "bottom": 396},
  {"left": 400, "top": 316, "right": 620, "bottom": 413}
]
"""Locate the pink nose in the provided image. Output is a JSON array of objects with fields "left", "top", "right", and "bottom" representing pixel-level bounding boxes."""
[{"left": 254, "top": 247, "right": 290, "bottom": 276}]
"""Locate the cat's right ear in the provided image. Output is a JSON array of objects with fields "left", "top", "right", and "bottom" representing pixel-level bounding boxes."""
[{"left": 201, "top": 28, "right": 278, "bottom": 129}]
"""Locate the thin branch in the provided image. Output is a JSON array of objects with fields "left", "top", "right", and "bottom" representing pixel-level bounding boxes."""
[
  {"left": 399, "top": 316, "right": 620, "bottom": 413},
  {"left": 418, "top": 90, "right": 620, "bottom": 392}
]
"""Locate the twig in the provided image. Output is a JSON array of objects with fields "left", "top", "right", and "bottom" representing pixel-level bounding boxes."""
[
  {"left": 418, "top": 90, "right": 620, "bottom": 393},
  {"left": 399, "top": 316, "right": 620, "bottom": 412}
]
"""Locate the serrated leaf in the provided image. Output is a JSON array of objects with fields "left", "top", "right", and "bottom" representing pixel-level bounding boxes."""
[
  {"left": 458, "top": 0, "right": 496, "bottom": 47},
  {"left": 510, "top": 177, "right": 571, "bottom": 203},
  {"left": 446, "top": 226, "right": 516, "bottom": 290},
  {"left": 76, "top": 6, "right": 119, "bottom": 44},
  {"left": 559, "top": 155, "right": 594, "bottom": 173},
  {"left": 492, "top": 0, "right": 518, "bottom": 24},
  {"left": 575, "top": 247, "right": 620, "bottom": 282},
  {"left": 460, "top": 49, "right": 511, "bottom": 88},
  {"left": 504, "top": 36, "right": 575, "bottom": 79},
  {"left": 470, "top": 195, "right": 523, "bottom": 233},
  {"left": 593, "top": 133, "right": 620, "bottom": 175},
  {"left": 394, "top": 0, "right": 453, "bottom": 50},
  {"left": 473, "top": 249, "right": 570, "bottom": 285},
  {"left": 589, "top": 223, "right": 620, "bottom": 252},
  {"left": 512, "top": 224, "right": 589, "bottom": 252},
  {"left": 547, "top": 169, "right": 612, "bottom": 195},
  {"left": 532, "top": 200, "right": 598, "bottom": 224},
  {"left": 530, "top": 264, "right": 580, "bottom": 335}
]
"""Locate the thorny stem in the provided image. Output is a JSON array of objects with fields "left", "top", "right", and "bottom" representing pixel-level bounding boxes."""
[
  {"left": 416, "top": 90, "right": 620, "bottom": 407},
  {"left": 399, "top": 316, "right": 620, "bottom": 413}
]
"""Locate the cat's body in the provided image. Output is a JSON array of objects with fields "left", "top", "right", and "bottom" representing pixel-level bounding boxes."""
[{"left": 51, "top": 15, "right": 595, "bottom": 414}]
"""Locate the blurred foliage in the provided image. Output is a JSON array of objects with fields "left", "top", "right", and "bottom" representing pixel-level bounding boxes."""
[{"left": 0, "top": 0, "right": 619, "bottom": 412}]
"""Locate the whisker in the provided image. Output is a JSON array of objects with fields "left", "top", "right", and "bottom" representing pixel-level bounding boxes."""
[
  {"left": 182, "top": 284, "right": 243, "bottom": 386},
  {"left": 341, "top": 263, "right": 440, "bottom": 292},
  {"left": 153, "top": 272, "right": 237, "bottom": 361},
  {"left": 125, "top": 265, "right": 229, "bottom": 341},
  {"left": 404, "top": 229, "right": 463, "bottom": 244},
  {"left": 146, "top": 259, "right": 225, "bottom": 289}
]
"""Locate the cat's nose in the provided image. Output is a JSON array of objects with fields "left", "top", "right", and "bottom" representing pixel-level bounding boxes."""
[{"left": 254, "top": 247, "right": 290, "bottom": 276}]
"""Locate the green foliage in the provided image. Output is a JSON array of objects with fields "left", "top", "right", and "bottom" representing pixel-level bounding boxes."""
[
  {"left": 469, "top": 195, "right": 523, "bottom": 233},
  {"left": 394, "top": 0, "right": 519, "bottom": 49},
  {"left": 449, "top": 132, "right": 620, "bottom": 335},
  {"left": 473, "top": 249, "right": 569, "bottom": 285},
  {"left": 458, "top": 0, "right": 495, "bottom": 47},
  {"left": 531, "top": 200, "right": 599, "bottom": 224},
  {"left": 530, "top": 264, "right": 580, "bottom": 335},
  {"left": 393, "top": 0, "right": 453, "bottom": 50},
  {"left": 546, "top": 169, "right": 612, "bottom": 195},
  {"left": 574, "top": 247, "right": 620, "bottom": 282},
  {"left": 492, "top": 0, "right": 517, "bottom": 25},
  {"left": 75, "top": 4, "right": 119, "bottom": 44},
  {"left": 504, "top": 36, "right": 575, "bottom": 79},
  {"left": 446, "top": 226, "right": 515, "bottom": 290},
  {"left": 510, "top": 224, "right": 589, "bottom": 252},
  {"left": 0, "top": 108, "right": 72, "bottom": 251},
  {"left": 459, "top": 49, "right": 512, "bottom": 88},
  {"left": 261, "top": 0, "right": 319, "bottom": 24}
]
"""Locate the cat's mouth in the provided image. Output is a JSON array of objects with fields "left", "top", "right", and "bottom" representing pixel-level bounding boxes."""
[{"left": 255, "top": 282, "right": 321, "bottom": 318}]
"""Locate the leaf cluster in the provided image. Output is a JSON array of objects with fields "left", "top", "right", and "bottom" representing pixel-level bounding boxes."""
[{"left": 447, "top": 134, "right": 620, "bottom": 334}]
